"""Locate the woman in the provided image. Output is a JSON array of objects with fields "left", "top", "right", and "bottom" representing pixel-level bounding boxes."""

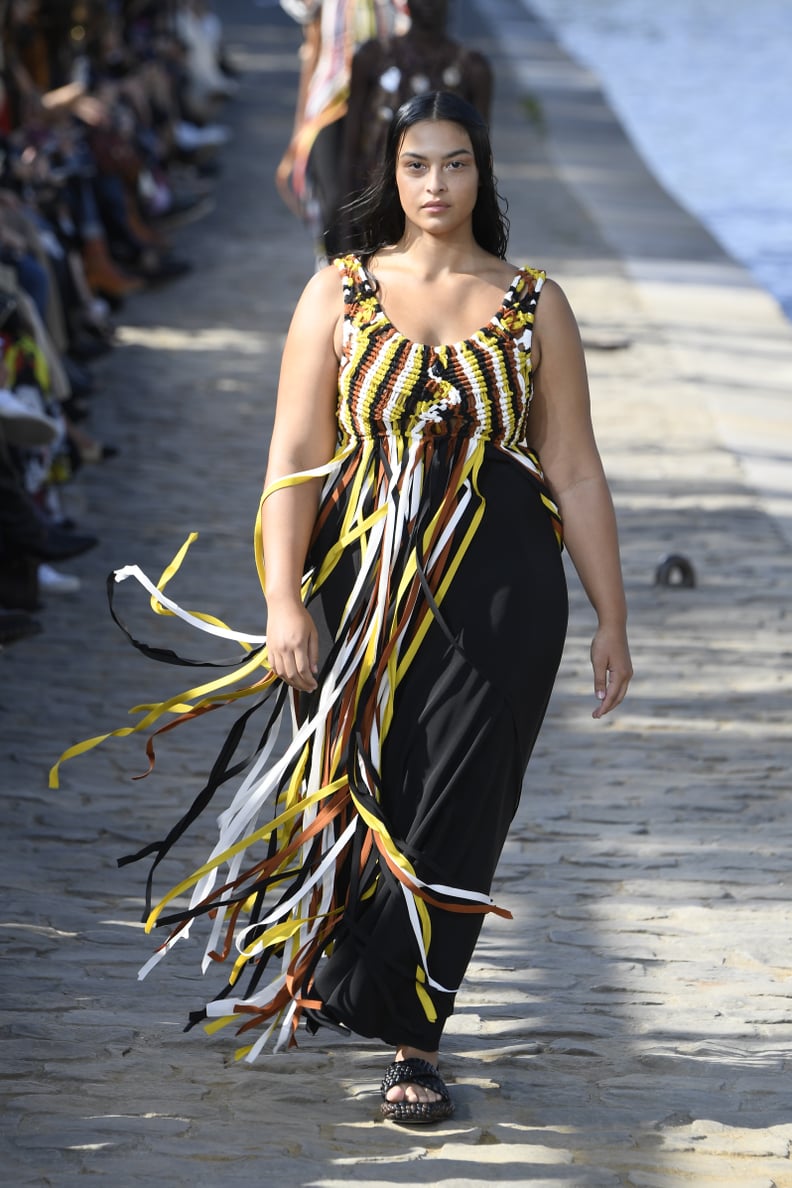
[
  {"left": 54, "top": 91, "right": 631, "bottom": 1125},
  {"left": 261, "top": 89, "right": 631, "bottom": 1119}
]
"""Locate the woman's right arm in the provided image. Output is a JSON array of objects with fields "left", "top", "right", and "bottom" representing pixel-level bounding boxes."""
[{"left": 261, "top": 265, "right": 342, "bottom": 691}]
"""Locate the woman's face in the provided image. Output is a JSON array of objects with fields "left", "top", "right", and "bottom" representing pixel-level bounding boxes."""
[{"left": 395, "top": 120, "right": 479, "bottom": 237}]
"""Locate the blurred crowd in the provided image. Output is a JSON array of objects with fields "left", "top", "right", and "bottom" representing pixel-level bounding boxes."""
[{"left": 0, "top": 0, "right": 237, "bottom": 649}]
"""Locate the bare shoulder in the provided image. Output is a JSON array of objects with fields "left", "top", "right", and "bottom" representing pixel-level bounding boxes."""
[
  {"left": 531, "top": 278, "right": 584, "bottom": 373},
  {"left": 290, "top": 263, "right": 344, "bottom": 336},
  {"left": 535, "top": 277, "right": 580, "bottom": 334},
  {"left": 536, "top": 276, "right": 569, "bottom": 304},
  {"left": 297, "top": 262, "right": 344, "bottom": 306}
]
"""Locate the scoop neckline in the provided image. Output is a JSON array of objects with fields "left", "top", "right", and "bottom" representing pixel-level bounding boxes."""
[{"left": 355, "top": 257, "right": 525, "bottom": 351}]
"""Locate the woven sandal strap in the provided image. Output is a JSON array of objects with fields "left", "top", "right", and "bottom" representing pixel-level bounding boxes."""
[{"left": 380, "top": 1058, "right": 449, "bottom": 1100}]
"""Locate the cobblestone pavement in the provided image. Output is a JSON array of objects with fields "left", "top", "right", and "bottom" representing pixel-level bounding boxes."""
[{"left": 2, "top": 2, "right": 791, "bottom": 1186}]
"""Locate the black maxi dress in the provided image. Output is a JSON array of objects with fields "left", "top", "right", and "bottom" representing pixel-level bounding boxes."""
[{"left": 54, "top": 255, "right": 568, "bottom": 1060}]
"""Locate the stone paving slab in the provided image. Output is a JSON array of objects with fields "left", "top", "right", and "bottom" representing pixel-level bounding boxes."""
[{"left": 1, "top": 1, "right": 791, "bottom": 1185}]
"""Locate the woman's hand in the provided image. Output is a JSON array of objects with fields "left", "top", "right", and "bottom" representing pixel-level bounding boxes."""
[
  {"left": 266, "top": 598, "right": 319, "bottom": 692},
  {"left": 590, "top": 623, "right": 633, "bottom": 718}
]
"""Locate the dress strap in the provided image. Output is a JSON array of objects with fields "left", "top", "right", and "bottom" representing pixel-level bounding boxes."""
[
  {"left": 512, "top": 267, "right": 545, "bottom": 312},
  {"left": 333, "top": 254, "right": 371, "bottom": 309},
  {"left": 499, "top": 267, "right": 545, "bottom": 346}
]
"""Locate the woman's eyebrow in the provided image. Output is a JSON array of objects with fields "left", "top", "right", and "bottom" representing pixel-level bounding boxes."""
[{"left": 400, "top": 148, "right": 474, "bottom": 160}]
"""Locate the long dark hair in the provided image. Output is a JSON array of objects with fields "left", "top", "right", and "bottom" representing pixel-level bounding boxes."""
[{"left": 341, "top": 91, "right": 510, "bottom": 260}]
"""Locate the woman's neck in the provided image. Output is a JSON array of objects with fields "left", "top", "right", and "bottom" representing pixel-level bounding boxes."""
[{"left": 387, "top": 229, "right": 485, "bottom": 279}]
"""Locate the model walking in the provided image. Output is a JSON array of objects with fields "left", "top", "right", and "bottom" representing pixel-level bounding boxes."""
[{"left": 54, "top": 91, "right": 632, "bottom": 1125}]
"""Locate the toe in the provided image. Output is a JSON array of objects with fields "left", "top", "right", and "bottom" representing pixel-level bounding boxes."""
[{"left": 389, "top": 1082, "right": 440, "bottom": 1104}]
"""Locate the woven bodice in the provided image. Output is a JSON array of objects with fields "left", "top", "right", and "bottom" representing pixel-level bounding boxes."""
[{"left": 335, "top": 255, "right": 544, "bottom": 447}]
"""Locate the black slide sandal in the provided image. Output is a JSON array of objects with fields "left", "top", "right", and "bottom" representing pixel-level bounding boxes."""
[{"left": 380, "top": 1057, "right": 455, "bottom": 1124}]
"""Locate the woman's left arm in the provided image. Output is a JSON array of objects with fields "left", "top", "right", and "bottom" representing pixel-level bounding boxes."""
[{"left": 528, "top": 279, "right": 633, "bottom": 718}]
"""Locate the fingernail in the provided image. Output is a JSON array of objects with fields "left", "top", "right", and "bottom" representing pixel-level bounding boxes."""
[{"left": 596, "top": 690, "right": 606, "bottom": 700}]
